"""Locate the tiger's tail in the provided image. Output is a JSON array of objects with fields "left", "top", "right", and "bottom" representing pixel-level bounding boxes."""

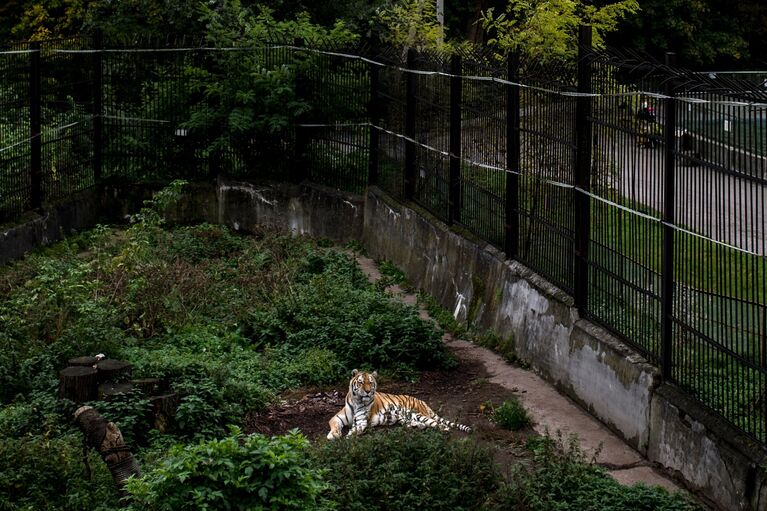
[{"left": 435, "top": 415, "right": 472, "bottom": 433}]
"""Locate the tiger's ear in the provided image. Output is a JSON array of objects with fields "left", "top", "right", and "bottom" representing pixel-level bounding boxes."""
[
  {"left": 352, "top": 369, "right": 359, "bottom": 376},
  {"left": 372, "top": 371, "right": 378, "bottom": 378}
]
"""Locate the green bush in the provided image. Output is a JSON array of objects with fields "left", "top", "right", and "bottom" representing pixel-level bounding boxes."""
[
  {"left": 0, "top": 433, "right": 119, "bottom": 511},
  {"left": 315, "top": 428, "right": 499, "bottom": 511},
  {"left": 490, "top": 433, "right": 701, "bottom": 511},
  {"left": 126, "top": 429, "right": 332, "bottom": 511},
  {"left": 492, "top": 399, "right": 531, "bottom": 431}
]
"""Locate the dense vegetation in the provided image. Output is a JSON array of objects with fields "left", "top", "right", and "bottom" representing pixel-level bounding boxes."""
[{"left": 3, "top": 0, "right": 764, "bottom": 67}]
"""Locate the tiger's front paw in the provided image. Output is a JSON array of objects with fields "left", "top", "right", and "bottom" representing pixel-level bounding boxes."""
[{"left": 327, "top": 430, "right": 342, "bottom": 440}]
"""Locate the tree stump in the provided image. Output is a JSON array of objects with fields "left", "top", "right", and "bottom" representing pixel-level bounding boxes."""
[
  {"left": 68, "top": 356, "right": 98, "bottom": 367},
  {"left": 74, "top": 406, "right": 141, "bottom": 498},
  {"left": 59, "top": 366, "right": 98, "bottom": 403},
  {"left": 98, "top": 382, "right": 134, "bottom": 401},
  {"left": 95, "top": 359, "right": 132, "bottom": 383},
  {"left": 131, "top": 378, "right": 161, "bottom": 395},
  {"left": 150, "top": 393, "right": 179, "bottom": 433}
]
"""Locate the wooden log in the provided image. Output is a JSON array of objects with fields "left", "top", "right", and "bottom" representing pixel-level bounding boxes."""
[
  {"left": 59, "top": 366, "right": 98, "bottom": 403},
  {"left": 68, "top": 356, "right": 98, "bottom": 367},
  {"left": 131, "top": 378, "right": 161, "bottom": 395},
  {"left": 74, "top": 406, "right": 141, "bottom": 498},
  {"left": 95, "top": 359, "right": 132, "bottom": 382},
  {"left": 98, "top": 382, "right": 134, "bottom": 401},
  {"left": 149, "top": 392, "right": 179, "bottom": 433}
]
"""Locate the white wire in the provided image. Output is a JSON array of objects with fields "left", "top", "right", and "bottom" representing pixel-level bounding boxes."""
[
  {"left": 0, "top": 134, "right": 38, "bottom": 154},
  {"left": 101, "top": 114, "right": 170, "bottom": 124},
  {"left": 0, "top": 49, "right": 38, "bottom": 55},
  {"left": 53, "top": 45, "right": 767, "bottom": 106}
]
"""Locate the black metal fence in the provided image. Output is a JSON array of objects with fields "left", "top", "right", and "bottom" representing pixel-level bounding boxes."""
[{"left": 1, "top": 32, "right": 766, "bottom": 447}]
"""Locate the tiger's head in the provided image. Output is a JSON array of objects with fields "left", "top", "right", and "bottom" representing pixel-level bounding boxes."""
[{"left": 349, "top": 369, "right": 377, "bottom": 405}]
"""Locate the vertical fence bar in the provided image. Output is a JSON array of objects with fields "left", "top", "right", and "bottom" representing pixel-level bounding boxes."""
[
  {"left": 404, "top": 48, "right": 417, "bottom": 200},
  {"left": 661, "top": 52, "right": 677, "bottom": 381},
  {"left": 448, "top": 54, "right": 462, "bottom": 225},
  {"left": 505, "top": 52, "right": 520, "bottom": 259},
  {"left": 92, "top": 31, "right": 103, "bottom": 182},
  {"left": 574, "top": 25, "right": 593, "bottom": 313},
  {"left": 368, "top": 36, "right": 380, "bottom": 187},
  {"left": 29, "top": 41, "right": 41, "bottom": 210}
]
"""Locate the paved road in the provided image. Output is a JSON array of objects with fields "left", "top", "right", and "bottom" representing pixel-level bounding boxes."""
[{"left": 604, "top": 134, "right": 766, "bottom": 256}]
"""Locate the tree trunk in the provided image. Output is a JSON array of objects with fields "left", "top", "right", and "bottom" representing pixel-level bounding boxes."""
[
  {"left": 95, "top": 359, "right": 132, "bottom": 382},
  {"left": 150, "top": 392, "right": 179, "bottom": 433},
  {"left": 74, "top": 406, "right": 141, "bottom": 499},
  {"left": 59, "top": 366, "right": 98, "bottom": 403},
  {"left": 68, "top": 356, "right": 98, "bottom": 367},
  {"left": 98, "top": 382, "right": 134, "bottom": 401},
  {"left": 131, "top": 378, "right": 162, "bottom": 395}
]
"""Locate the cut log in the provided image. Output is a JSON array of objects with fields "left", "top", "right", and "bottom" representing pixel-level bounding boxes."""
[
  {"left": 68, "top": 356, "right": 98, "bottom": 367},
  {"left": 150, "top": 392, "right": 179, "bottom": 433},
  {"left": 98, "top": 382, "right": 134, "bottom": 401},
  {"left": 131, "top": 378, "right": 161, "bottom": 395},
  {"left": 59, "top": 366, "right": 98, "bottom": 403},
  {"left": 95, "top": 359, "right": 132, "bottom": 382},
  {"left": 74, "top": 406, "right": 141, "bottom": 499}
]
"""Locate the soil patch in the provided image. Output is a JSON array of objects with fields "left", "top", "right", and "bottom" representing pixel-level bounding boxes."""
[{"left": 243, "top": 348, "right": 535, "bottom": 472}]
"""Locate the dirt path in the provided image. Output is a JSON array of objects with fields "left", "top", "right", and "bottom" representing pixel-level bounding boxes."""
[{"left": 245, "top": 254, "right": 682, "bottom": 494}]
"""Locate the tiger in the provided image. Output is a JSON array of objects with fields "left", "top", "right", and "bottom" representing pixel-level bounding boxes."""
[{"left": 326, "top": 369, "right": 472, "bottom": 440}]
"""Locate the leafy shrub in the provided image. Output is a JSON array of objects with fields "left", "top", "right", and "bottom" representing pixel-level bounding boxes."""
[
  {"left": 126, "top": 428, "right": 332, "bottom": 511},
  {"left": 375, "top": 259, "right": 409, "bottom": 291},
  {"left": 161, "top": 223, "right": 250, "bottom": 263},
  {"left": 91, "top": 392, "right": 153, "bottom": 446},
  {"left": 492, "top": 399, "right": 531, "bottom": 431},
  {"left": 489, "top": 433, "right": 701, "bottom": 511},
  {"left": 315, "top": 428, "right": 498, "bottom": 511},
  {"left": 0, "top": 433, "right": 119, "bottom": 511},
  {"left": 252, "top": 272, "right": 456, "bottom": 375}
]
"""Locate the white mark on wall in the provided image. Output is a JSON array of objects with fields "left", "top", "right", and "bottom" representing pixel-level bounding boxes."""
[
  {"left": 453, "top": 292, "right": 467, "bottom": 319},
  {"left": 343, "top": 200, "right": 358, "bottom": 211},
  {"left": 220, "top": 183, "right": 277, "bottom": 206},
  {"left": 385, "top": 204, "right": 400, "bottom": 221}
]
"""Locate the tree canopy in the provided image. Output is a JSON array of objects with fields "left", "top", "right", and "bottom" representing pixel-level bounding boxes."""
[{"left": 1, "top": 0, "right": 766, "bottom": 68}]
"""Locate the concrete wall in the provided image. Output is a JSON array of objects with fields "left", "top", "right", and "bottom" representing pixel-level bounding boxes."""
[
  {"left": 361, "top": 186, "right": 767, "bottom": 510},
  {"left": 0, "top": 179, "right": 363, "bottom": 265},
  {"left": 0, "top": 187, "right": 102, "bottom": 265}
]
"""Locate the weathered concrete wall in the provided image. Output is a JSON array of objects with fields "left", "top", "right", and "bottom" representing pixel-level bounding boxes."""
[
  {"left": 361, "top": 186, "right": 767, "bottom": 510},
  {"left": 649, "top": 385, "right": 767, "bottom": 511},
  {"left": 214, "top": 178, "right": 364, "bottom": 242},
  {"left": 1, "top": 179, "right": 364, "bottom": 265},
  {"left": 0, "top": 188, "right": 101, "bottom": 265}
]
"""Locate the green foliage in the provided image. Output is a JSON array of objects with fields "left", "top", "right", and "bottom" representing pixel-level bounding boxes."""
[
  {"left": 375, "top": 0, "right": 460, "bottom": 52},
  {"left": 489, "top": 433, "right": 701, "bottom": 511},
  {"left": 375, "top": 259, "right": 409, "bottom": 291},
  {"left": 126, "top": 428, "right": 332, "bottom": 511},
  {"left": 491, "top": 399, "right": 531, "bottom": 431},
  {"left": 481, "top": 0, "right": 639, "bottom": 60},
  {"left": 315, "top": 428, "right": 499, "bottom": 511},
  {"left": 0, "top": 432, "right": 120, "bottom": 511},
  {"left": 91, "top": 392, "right": 153, "bottom": 446}
]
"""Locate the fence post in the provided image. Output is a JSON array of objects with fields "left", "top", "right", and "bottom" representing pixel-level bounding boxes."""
[
  {"left": 448, "top": 54, "right": 462, "bottom": 225},
  {"left": 505, "top": 52, "right": 520, "bottom": 259},
  {"left": 367, "top": 35, "right": 380, "bottom": 187},
  {"left": 29, "top": 41, "right": 42, "bottom": 211},
  {"left": 661, "top": 52, "right": 677, "bottom": 381},
  {"left": 574, "top": 25, "right": 593, "bottom": 313},
  {"left": 293, "top": 37, "right": 308, "bottom": 184},
  {"left": 92, "top": 30, "right": 103, "bottom": 182},
  {"left": 404, "top": 48, "right": 417, "bottom": 200}
]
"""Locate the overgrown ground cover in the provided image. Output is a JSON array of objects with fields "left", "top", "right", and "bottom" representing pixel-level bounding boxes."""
[{"left": 0, "top": 184, "right": 699, "bottom": 510}]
